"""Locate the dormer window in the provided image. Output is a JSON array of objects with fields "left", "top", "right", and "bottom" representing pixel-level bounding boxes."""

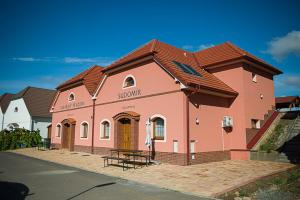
[
  {"left": 14, "top": 107, "right": 18, "bottom": 112},
  {"left": 68, "top": 93, "right": 75, "bottom": 101},
  {"left": 123, "top": 75, "right": 136, "bottom": 88}
]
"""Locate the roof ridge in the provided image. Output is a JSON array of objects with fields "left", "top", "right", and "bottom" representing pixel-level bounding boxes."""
[
  {"left": 225, "top": 41, "right": 247, "bottom": 56},
  {"left": 81, "top": 65, "right": 99, "bottom": 79},
  {"left": 150, "top": 39, "right": 158, "bottom": 52},
  {"left": 109, "top": 39, "right": 155, "bottom": 67}
]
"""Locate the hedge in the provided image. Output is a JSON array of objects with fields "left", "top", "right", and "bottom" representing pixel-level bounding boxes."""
[{"left": 0, "top": 128, "right": 42, "bottom": 151}]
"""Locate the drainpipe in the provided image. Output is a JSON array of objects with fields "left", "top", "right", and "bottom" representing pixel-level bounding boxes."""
[
  {"left": 91, "top": 98, "right": 96, "bottom": 154},
  {"left": 186, "top": 94, "right": 190, "bottom": 165}
]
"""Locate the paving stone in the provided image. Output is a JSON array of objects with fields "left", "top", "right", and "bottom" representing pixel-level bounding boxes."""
[{"left": 10, "top": 148, "right": 295, "bottom": 197}]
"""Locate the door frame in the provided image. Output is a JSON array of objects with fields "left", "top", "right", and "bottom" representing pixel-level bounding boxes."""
[
  {"left": 113, "top": 111, "right": 140, "bottom": 150},
  {"left": 61, "top": 118, "right": 76, "bottom": 151}
]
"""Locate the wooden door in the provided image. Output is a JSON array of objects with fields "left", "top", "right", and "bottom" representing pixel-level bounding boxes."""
[
  {"left": 120, "top": 118, "right": 131, "bottom": 149},
  {"left": 62, "top": 123, "right": 70, "bottom": 149}
]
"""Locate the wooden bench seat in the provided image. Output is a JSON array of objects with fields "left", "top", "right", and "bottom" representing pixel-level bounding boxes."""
[
  {"left": 123, "top": 153, "right": 151, "bottom": 168},
  {"left": 102, "top": 156, "right": 129, "bottom": 171}
]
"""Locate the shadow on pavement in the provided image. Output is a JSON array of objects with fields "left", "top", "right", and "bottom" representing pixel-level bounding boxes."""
[
  {"left": 0, "top": 181, "right": 32, "bottom": 200},
  {"left": 66, "top": 182, "right": 116, "bottom": 200}
]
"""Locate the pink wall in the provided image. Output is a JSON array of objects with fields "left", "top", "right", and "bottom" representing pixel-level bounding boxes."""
[
  {"left": 94, "top": 92, "right": 186, "bottom": 152},
  {"left": 51, "top": 60, "right": 276, "bottom": 161},
  {"left": 206, "top": 65, "right": 248, "bottom": 150},
  {"left": 51, "top": 85, "right": 94, "bottom": 146},
  {"left": 243, "top": 65, "right": 275, "bottom": 128},
  {"left": 94, "top": 61, "right": 187, "bottom": 153},
  {"left": 95, "top": 61, "right": 180, "bottom": 104}
]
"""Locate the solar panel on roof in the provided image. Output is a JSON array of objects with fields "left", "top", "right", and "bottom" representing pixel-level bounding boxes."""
[{"left": 172, "top": 61, "right": 202, "bottom": 77}]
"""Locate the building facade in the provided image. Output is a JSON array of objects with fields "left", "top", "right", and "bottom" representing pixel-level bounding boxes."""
[
  {"left": 0, "top": 93, "right": 14, "bottom": 131},
  {"left": 4, "top": 87, "right": 56, "bottom": 138},
  {"left": 50, "top": 40, "right": 282, "bottom": 165}
]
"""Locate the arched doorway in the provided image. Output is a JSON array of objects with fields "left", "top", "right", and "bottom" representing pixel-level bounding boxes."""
[
  {"left": 61, "top": 118, "right": 76, "bottom": 151},
  {"left": 113, "top": 111, "right": 140, "bottom": 150}
]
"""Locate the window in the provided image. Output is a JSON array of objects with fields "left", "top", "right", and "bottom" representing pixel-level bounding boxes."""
[
  {"left": 14, "top": 107, "right": 18, "bottom": 112},
  {"left": 123, "top": 75, "right": 136, "bottom": 88},
  {"left": 252, "top": 73, "right": 257, "bottom": 82},
  {"left": 152, "top": 117, "right": 165, "bottom": 140},
  {"left": 173, "top": 61, "right": 202, "bottom": 77},
  {"left": 100, "top": 120, "right": 110, "bottom": 139},
  {"left": 251, "top": 119, "right": 261, "bottom": 129},
  {"left": 80, "top": 122, "right": 89, "bottom": 138},
  {"left": 68, "top": 93, "right": 75, "bottom": 101},
  {"left": 56, "top": 124, "right": 61, "bottom": 137}
]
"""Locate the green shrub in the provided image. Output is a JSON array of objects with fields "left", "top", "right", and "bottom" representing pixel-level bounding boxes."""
[{"left": 0, "top": 128, "right": 42, "bottom": 151}]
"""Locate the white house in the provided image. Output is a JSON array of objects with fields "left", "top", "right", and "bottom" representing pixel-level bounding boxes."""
[
  {"left": 3, "top": 87, "right": 56, "bottom": 138},
  {"left": 0, "top": 93, "right": 14, "bottom": 131}
]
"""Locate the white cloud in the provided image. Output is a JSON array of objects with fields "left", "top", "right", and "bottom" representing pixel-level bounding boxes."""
[
  {"left": 12, "top": 56, "right": 114, "bottom": 66},
  {"left": 0, "top": 75, "right": 69, "bottom": 92},
  {"left": 12, "top": 57, "right": 56, "bottom": 62},
  {"left": 182, "top": 44, "right": 214, "bottom": 51},
  {"left": 198, "top": 44, "right": 215, "bottom": 50},
  {"left": 274, "top": 74, "right": 300, "bottom": 96},
  {"left": 264, "top": 30, "right": 300, "bottom": 61},
  {"left": 13, "top": 57, "right": 38, "bottom": 62},
  {"left": 63, "top": 57, "right": 114, "bottom": 65}
]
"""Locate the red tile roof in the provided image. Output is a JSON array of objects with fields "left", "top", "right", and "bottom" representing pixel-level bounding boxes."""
[
  {"left": 276, "top": 96, "right": 300, "bottom": 104},
  {"left": 57, "top": 66, "right": 105, "bottom": 95},
  {"left": 104, "top": 40, "right": 282, "bottom": 96},
  {"left": 105, "top": 40, "right": 238, "bottom": 96},
  {"left": 195, "top": 42, "right": 282, "bottom": 74}
]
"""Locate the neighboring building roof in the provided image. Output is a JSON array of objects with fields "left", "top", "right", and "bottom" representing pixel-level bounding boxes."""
[
  {"left": 0, "top": 93, "right": 14, "bottom": 113},
  {"left": 13, "top": 87, "right": 56, "bottom": 118},
  {"left": 57, "top": 65, "right": 105, "bottom": 95},
  {"left": 194, "top": 42, "right": 282, "bottom": 74},
  {"left": 275, "top": 96, "right": 300, "bottom": 104}
]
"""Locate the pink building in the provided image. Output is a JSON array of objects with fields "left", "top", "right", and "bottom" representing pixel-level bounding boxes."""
[{"left": 50, "top": 40, "right": 282, "bottom": 165}]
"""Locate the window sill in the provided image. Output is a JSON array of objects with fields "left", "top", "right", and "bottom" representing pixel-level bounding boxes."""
[{"left": 100, "top": 137, "right": 110, "bottom": 140}]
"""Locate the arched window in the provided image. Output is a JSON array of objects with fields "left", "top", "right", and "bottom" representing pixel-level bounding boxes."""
[
  {"left": 56, "top": 124, "right": 61, "bottom": 137},
  {"left": 152, "top": 116, "right": 166, "bottom": 140},
  {"left": 7, "top": 123, "right": 19, "bottom": 130},
  {"left": 68, "top": 93, "right": 75, "bottom": 101},
  {"left": 100, "top": 120, "right": 110, "bottom": 139},
  {"left": 14, "top": 107, "right": 18, "bottom": 112},
  {"left": 123, "top": 75, "right": 136, "bottom": 88},
  {"left": 80, "top": 122, "right": 89, "bottom": 138}
]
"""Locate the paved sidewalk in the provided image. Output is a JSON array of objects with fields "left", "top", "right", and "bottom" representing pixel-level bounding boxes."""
[{"left": 11, "top": 148, "right": 295, "bottom": 197}]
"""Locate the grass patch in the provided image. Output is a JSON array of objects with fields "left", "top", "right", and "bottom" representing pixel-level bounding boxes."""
[
  {"left": 259, "top": 124, "right": 284, "bottom": 152},
  {"left": 218, "top": 165, "right": 300, "bottom": 200}
]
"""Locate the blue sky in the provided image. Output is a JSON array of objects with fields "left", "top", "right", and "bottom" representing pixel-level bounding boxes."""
[{"left": 0, "top": 0, "right": 300, "bottom": 96}]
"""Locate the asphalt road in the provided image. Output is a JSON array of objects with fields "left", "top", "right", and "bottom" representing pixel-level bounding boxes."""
[{"left": 0, "top": 152, "right": 213, "bottom": 200}]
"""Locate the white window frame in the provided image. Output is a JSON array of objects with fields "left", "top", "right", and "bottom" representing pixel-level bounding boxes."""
[
  {"left": 68, "top": 92, "right": 75, "bottom": 102},
  {"left": 251, "top": 119, "right": 261, "bottom": 129},
  {"left": 56, "top": 123, "right": 62, "bottom": 138},
  {"left": 150, "top": 114, "right": 167, "bottom": 143},
  {"left": 122, "top": 74, "right": 136, "bottom": 89},
  {"left": 80, "top": 121, "right": 89, "bottom": 139},
  {"left": 99, "top": 119, "right": 111, "bottom": 140}
]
